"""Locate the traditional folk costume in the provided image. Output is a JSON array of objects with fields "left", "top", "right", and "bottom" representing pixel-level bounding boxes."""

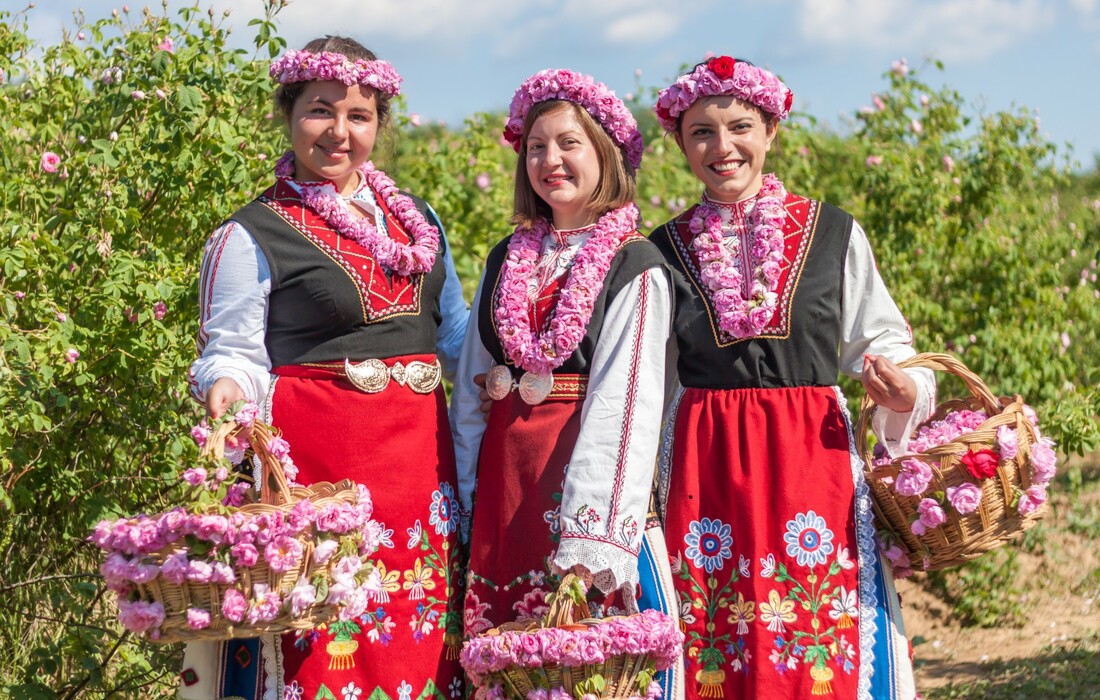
[
  {"left": 449, "top": 71, "right": 675, "bottom": 656},
  {"left": 184, "top": 158, "right": 468, "bottom": 698},
  {"left": 645, "top": 58, "right": 936, "bottom": 700}
]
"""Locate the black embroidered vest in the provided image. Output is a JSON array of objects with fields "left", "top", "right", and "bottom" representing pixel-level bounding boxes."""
[
  {"left": 477, "top": 233, "right": 666, "bottom": 376},
  {"left": 229, "top": 181, "right": 446, "bottom": 367},
  {"left": 651, "top": 195, "right": 853, "bottom": 389}
]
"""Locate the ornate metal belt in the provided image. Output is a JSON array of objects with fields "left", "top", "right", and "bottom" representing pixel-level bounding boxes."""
[
  {"left": 343, "top": 357, "right": 441, "bottom": 394},
  {"left": 485, "top": 364, "right": 587, "bottom": 405}
]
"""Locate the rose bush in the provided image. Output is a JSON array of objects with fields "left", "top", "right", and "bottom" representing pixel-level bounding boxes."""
[{"left": 1, "top": 5, "right": 1098, "bottom": 698}]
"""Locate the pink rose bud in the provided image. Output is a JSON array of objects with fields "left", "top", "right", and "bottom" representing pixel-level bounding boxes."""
[{"left": 65, "top": 348, "right": 79, "bottom": 363}]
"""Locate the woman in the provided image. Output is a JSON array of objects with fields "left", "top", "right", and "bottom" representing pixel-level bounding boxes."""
[
  {"left": 648, "top": 56, "right": 935, "bottom": 700},
  {"left": 183, "top": 37, "right": 467, "bottom": 700},
  {"left": 450, "top": 69, "right": 674, "bottom": 637}
]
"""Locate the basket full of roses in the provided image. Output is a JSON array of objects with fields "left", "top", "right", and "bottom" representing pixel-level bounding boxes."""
[
  {"left": 460, "top": 575, "right": 683, "bottom": 700},
  {"left": 855, "top": 353, "right": 1056, "bottom": 573},
  {"left": 89, "top": 402, "right": 385, "bottom": 642}
]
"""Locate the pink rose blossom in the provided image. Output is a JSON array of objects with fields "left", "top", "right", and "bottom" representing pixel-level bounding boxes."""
[
  {"left": 221, "top": 587, "right": 248, "bottom": 622},
  {"left": 942, "top": 155, "right": 955, "bottom": 172},
  {"left": 409, "top": 113, "right": 421, "bottom": 127},
  {"left": 65, "top": 348, "right": 79, "bottom": 363},
  {"left": 266, "top": 436, "right": 291, "bottom": 460},
  {"left": 996, "top": 425, "right": 1018, "bottom": 460},
  {"left": 894, "top": 458, "right": 933, "bottom": 497},
  {"left": 476, "top": 173, "right": 491, "bottom": 191},
  {"left": 158, "top": 37, "right": 173, "bottom": 52},
  {"left": 222, "top": 482, "right": 251, "bottom": 507},
  {"left": 190, "top": 421, "right": 210, "bottom": 447},
  {"left": 312, "top": 538, "right": 339, "bottom": 565},
  {"left": 264, "top": 535, "right": 303, "bottom": 574},
  {"left": 248, "top": 583, "right": 282, "bottom": 623},
  {"left": 287, "top": 576, "right": 317, "bottom": 616},
  {"left": 210, "top": 561, "right": 236, "bottom": 584},
  {"left": 234, "top": 403, "right": 259, "bottom": 427},
  {"left": 153, "top": 301, "right": 167, "bottom": 320},
  {"left": 946, "top": 482, "right": 982, "bottom": 514},
  {"left": 186, "top": 559, "right": 214, "bottom": 583},
  {"left": 865, "top": 155, "right": 883, "bottom": 167},
  {"left": 56, "top": 312, "right": 67, "bottom": 322},
  {"left": 1017, "top": 485, "right": 1047, "bottom": 515},
  {"left": 187, "top": 608, "right": 211, "bottom": 629},
  {"left": 916, "top": 498, "right": 947, "bottom": 530},
  {"left": 1030, "top": 437, "right": 1057, "bottom": 484},
  {"left": 117, "top": 599, "right": 165, "bottom": 634},
  {"left": 182, "top": 467, "right": 207, "bottom": 486},
  {"left": 231, "top": 542, "right": 259, "bottom": 567},
  {"left": 40, "top": 151, "right": 61, "bottom": 173}
]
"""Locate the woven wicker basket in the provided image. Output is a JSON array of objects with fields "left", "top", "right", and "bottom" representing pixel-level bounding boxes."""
[
  {"left": 133, "top": 419, "right": 358, "bottom": 643},
  {"left": 462, "top": 575, "right": 680, "bottom": 699},
  {"left": 855, "top": 352, "right": 1048, "bottom": 572}
]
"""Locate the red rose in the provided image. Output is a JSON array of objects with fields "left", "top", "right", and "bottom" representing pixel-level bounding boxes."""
[
  {"left": 960, "top": 448, "right": 999, "bottom": 480},
  {"left": 656, "top": 104, "right": 671, "bottom": 123},
  {"left": 784, "top": 89, "right": 794, "bottom": 114},
  {"left": 708, "top": 56, "right": 736, "bottom": 80}
]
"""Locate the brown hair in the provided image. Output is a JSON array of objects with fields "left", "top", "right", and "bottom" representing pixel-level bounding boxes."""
[
  {"left": 273, "top": 36, "right": 392, "bottom": 128},
  {"left": 512, "top": 100, "right": 637, "bottom": 228}
]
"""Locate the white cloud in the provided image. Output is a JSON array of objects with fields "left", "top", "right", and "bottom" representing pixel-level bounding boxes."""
[
  {"left": 794, "top": 0, "right": 1055, "bottom": 62},
  {"left": 604, "top": 9, "right": 681, "bottom": 43}
]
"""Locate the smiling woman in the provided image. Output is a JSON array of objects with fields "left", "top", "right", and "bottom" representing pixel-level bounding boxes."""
[
  {"left": 450, "top": 67, "right": 677, "bottom": 692},
  {"left": 182, "top": 35, "right": 468, "bottom": 700},
  {"left": 649, "top": 56, "right": 937, "bottom": 700}
]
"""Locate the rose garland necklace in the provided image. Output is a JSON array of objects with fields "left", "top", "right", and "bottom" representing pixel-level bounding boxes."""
[
  {"left": 274, "top": 151, "right": 439, "bottom": 276},
  {"left": 488, "top": 204, "right": 638, "bottom": 404},
  {"left": 689, "top": 173, "right": 787, "bottom": 339}
]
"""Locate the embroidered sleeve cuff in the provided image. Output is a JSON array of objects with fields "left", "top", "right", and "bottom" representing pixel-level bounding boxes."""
[{"left": 552, "top": 532, "right": 640, "bottom": 598}]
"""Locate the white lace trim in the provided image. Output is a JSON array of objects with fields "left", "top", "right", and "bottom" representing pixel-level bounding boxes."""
[
  {"left": 552, "top": 536, "right": 640, "bottom": 612},
  {"left": 833, "top": 385, "right": 878, "bottom": 700},
  {"left": 259, "top": 633, "right": 280, "bottom": 700},
  {"left": 656, "top": 386, "right": 685, "bottom": 523}
]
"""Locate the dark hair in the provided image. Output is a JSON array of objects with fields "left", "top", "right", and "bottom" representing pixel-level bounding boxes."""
[
  {"left": 512, "top": 100, "right": 637, "bottom": 227},
  {"left": 273, "top": 36, "right": 392, "bottom": 127}
]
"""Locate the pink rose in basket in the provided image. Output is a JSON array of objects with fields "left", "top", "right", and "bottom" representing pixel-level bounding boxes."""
[
  {"left": 895, "top": 458, "right": 933, "bottom": 497},
  {"left": 248, "top": 583, "right": 282, "bottom": 623},
  {"left": 187, "top": 608, "right": 212, "bottom": 630},
  {"left": 911, "top": 498, "right": 946, "bottom": 535},
  {"left": 995, "top": 425, "right": 1018, "bottom": 460},
  {"left": 1030, "top": 437, "right": 1057, "bottom": 485},
  {"left": 946, "top": 482, "right": 982, "bottom": 514},
  {"left": 160, "top": 552, "right": 189, "bottom": 585},
  {"left": 117, "top": 599, "right": 165, "bottom": 634},
  {"left": 1017, "top": 485, "right": 1048, "bottom": 515},
  {"left": 221, "top": 587, "right": 248, "bottom": 622}
]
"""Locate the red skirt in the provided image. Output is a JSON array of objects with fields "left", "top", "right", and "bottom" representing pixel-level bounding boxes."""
[
  {"left": 665, "top": 386, "right": 867, "bottom": 700},
  {"left": 464, "top": 376, "right": 623, "bottom": 635},
  {"left": 254, "top": 355, "right": 463, "bottom": 699}
]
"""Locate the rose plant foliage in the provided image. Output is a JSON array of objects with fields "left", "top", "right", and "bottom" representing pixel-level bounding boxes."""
[{"left": 1, "top": 3, "right": 1098, "bottom": 698}]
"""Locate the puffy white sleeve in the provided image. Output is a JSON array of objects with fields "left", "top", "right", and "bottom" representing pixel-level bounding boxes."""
[
  {"left": 839, "top": 221, "right": 936, "bottom": 456},
  {"left": 189, "top": 222, "right": 272, "bottom": 404},
  {"left": 449, "top": 269, "right": 494, "bottom": 514},
  {"left": 552, "top": 267, "right": 673, "bottom": 597}
]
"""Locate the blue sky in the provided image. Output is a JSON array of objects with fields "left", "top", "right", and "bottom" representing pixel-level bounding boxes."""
[{"left": 22, "top": 0, "right": 1100, "bottom": 168}]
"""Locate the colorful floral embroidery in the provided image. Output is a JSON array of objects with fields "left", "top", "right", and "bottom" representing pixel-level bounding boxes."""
[
  {"left": 685, "top": 517, "right": 733, "bottom": 573},
  {"left": 463, "top": 591, "right": 493, "bottom": 636},
  {"left": 674, "top": 519, "right": 752, "bottom": 696},
  {"left": 362, "top": 606, "right": 397, "bottom": 645},
  {"left": 284, "top": 680, "right": 304, "bottom": 700},
  {"left": 573, "top": 504, "right": 601, "bottom": 532},
  {"left": 429, "top": 483, "right": 458, "bottom": 537},
  {"left": 760, "top": 511, "right": 857, "bottom": 695}
]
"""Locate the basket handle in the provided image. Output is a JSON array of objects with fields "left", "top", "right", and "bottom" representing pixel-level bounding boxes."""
[
  {"left": 199, "top": 420, "right": 292, "bottom": 506},
  {"left": 543, "top": 574, "right": 591, "bottom": 627},
  {"left": 855, "top": 352, "right": 1002, "bottom": 461}
]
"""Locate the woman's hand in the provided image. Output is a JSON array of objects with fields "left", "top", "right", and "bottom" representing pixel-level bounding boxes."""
[
  {"left": 206, "top": 377, "right": 246, "bottom": 419},
  {"left": 473, "top": 373, "right": 492, "bottom": 420},
  {"left": 861, "top": 354, "right": 917, "bottom": 413}
]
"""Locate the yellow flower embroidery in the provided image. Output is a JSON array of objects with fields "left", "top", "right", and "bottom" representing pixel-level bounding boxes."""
[
  {"left": 759, "top": 589, "right": 796, "bottom": 633},
  {"left": 403, "top": 558, "right": 436, "bottom": 600},
  {"left": 726, "top": 592, "right": 756, "bottom": 635},
  {"left": 365, "top": 561, "right": 401, "bottom": 603}
]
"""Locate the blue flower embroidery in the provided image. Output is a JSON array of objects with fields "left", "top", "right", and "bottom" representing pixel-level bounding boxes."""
[
  {"left": 783, "top": 510, "right": 835, "bottom": 568},
  {"left": 429, "top": 482, "right": 457, "bottom": 536},
  {"left": 684, "top": 517, "right": 733, "bottom": 573}
]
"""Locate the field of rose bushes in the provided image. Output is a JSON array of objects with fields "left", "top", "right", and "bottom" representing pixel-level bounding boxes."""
[{"left": 1, "top": 2, "right": 1098, "bottom": 697}]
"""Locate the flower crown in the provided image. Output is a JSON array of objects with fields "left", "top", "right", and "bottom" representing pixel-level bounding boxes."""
[
  {"left": 503, "top": 68, "right": 644, "bottom": 170},
  {"left": 269, "top": 49, "right": 402, "bottom": 97},
  {"left": 655, "top": 56, "right": 793, "bottom": 131}
]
